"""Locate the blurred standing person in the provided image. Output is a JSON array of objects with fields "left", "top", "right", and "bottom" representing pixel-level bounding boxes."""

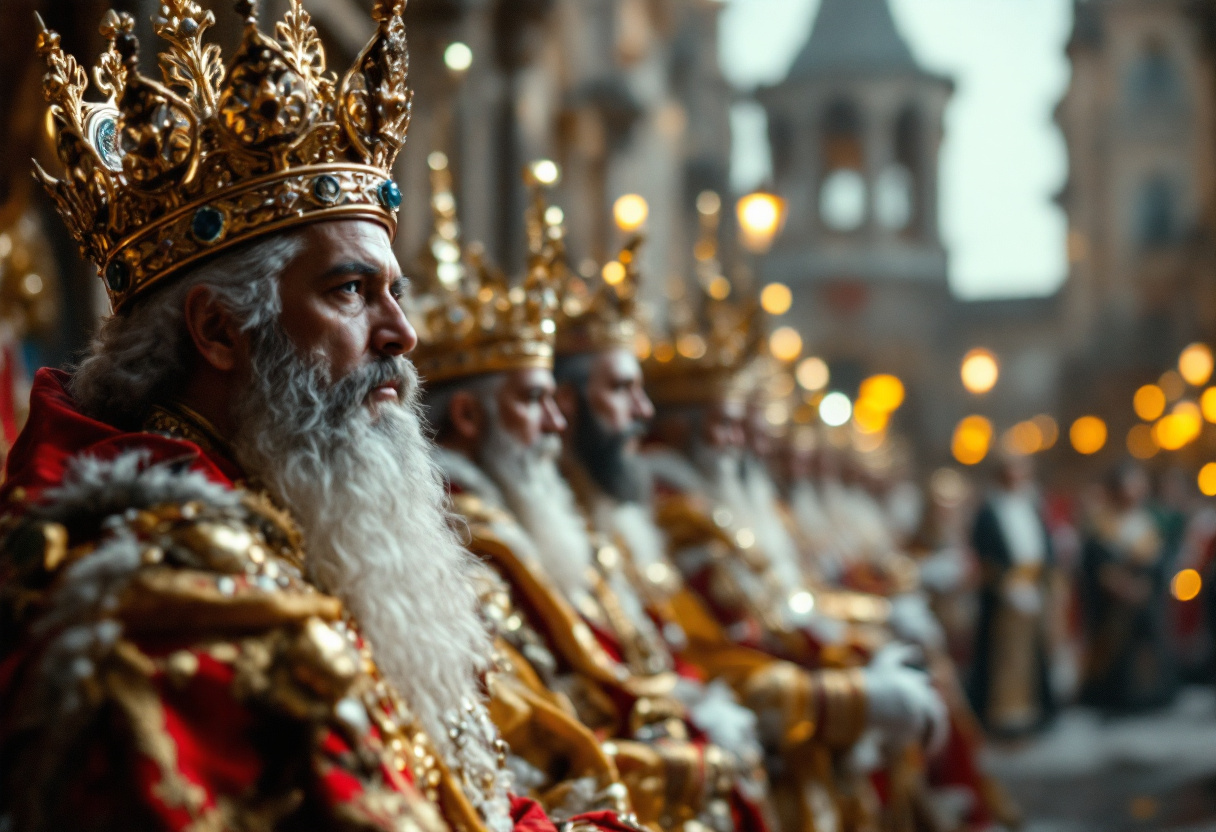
[
  {"left": 968, "top": 454, "right": 1057, "bottom": 738},
  {"left": 1079, "top": 463, "right": 1177, "bottom": 712}
]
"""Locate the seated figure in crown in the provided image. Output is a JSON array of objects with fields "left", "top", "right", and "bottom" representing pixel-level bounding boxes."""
[
  {"left": 412, "top": 173, "right": 777, "bottom": 832},
  {"left": 0, "top": 5, "right": 639, "bottom": 832},
  {"left": 739, "top": 381, "right": 1019, "bottom": 832},
  {"left": 631, "top": 208, "right": 951, "bottom": 832},
  {"left": 545, "top": 228, "right": 947, "bottom": 832}
]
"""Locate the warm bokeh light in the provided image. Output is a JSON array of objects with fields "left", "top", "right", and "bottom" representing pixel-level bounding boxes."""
[
  {"left": 853, "top": 399, "right": 889, "bottom": 434},
  {"left": 1179, "top": 343, "right": 1214, "bottom": 387},
  {"left": 765, "top": 401, "right": 790, "bottom": 427},
  {"left": 859, "top": 374, "right": 905, "bottom": 413},
  {"left": 1126, "top": 424, "right": 1158, "bottom": 460},
  {"left": 1202, "top": 387, "right": 1216, "bottom": 423},
  {"left": 676, "top": 333, "right": 707, "bottom": 360},
  {"left": 633, "top": 332, "right": 652, "bottom": 361},
  {"left": 1032, "top": 414, "right": 1059, "bottom": 449},
  {"left": 796, "top": 357, "right": 830, "bottom": 391},
  {"left": 1133, "top": 384, "right": 1166, "bottom": 422},
  {"left": 707, "top": 276, "right": 731, "bottom": 300},
  {"left": 769, "top": 327, "right": 803, "bottom": 362},
  {"left": 1069, "top": 416, "right": 1107, "bottom": 455},
  {"left": 529, "top": 159, "right": 560, "bottom": 185},
  {"left": 1003, "top": 420, "right": 1043, "bottom": 456},
  {"left": 1153, "top": 406, "right": 1203, "bottom": 451},
  {"left": 961, "top": 348, "right": 999, "bottom": 394},
  {"left": 1172, "top": 568, "right": 1203, "bottom": 602},
  {"left": 613, "top": 194, "right": 649, "bottom": 232},
  {"left": 1199, "top": 463, "right": 1216, "bottom": 497},
  {"left": 601, "top": 260, "right": 626, "bottom": 285},
  {"left": 760, "top": 282, "right": 793, "bottom": 315},
  {"left": 444, "top": 41, "right": 473, "bottom": 72},
  {"left": 737, "top": 191, "right": 786, "bottom": 253},
  {"left": 952, "top": 415, "right": 994, "bottom": 466},
  {"left": 819, "top": 392, "right": 852, "bottom": 427}
]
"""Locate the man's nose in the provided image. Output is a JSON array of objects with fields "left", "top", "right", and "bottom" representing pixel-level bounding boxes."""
[
  {"left": 541, "top": 396, "right": 568, "bottom": 434},
  {"left": 633, "top": 387, "right": 655, "bottom": 422},
  {"left": 373, "top": 293, "right": 418, "bottom": 356}
]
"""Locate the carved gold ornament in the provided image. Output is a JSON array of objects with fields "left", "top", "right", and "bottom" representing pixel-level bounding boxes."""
[
  {"left": 32, "top": 0, "right": 413, "bottom": 311},
  {"left": 409, "top": 157, "right": 562, "bottom": 384},
  {"left": 641, "top": 193, "right": 761, "bottom": 407}
]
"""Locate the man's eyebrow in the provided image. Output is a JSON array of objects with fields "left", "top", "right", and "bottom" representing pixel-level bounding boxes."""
[
  {"left": 317, "top": 261, "right": 383, "bottom": 281},
  {"left": 390, "top": 275, "right": 410, "bottom": 294}
]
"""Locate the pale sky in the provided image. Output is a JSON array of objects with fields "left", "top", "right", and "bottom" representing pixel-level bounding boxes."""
[{"left": 720, "top": 0, "right": 1074, "bottom": 299}]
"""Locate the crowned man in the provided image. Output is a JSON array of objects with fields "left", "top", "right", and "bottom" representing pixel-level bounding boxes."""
[
  {"left": 736, "top": 375, "right": 1020, "bottom": 832},
  {"left": 634, "top": 199, "right": 954, "bottom": 832},
  {"left": 415, "top": 170, "right": 785, "bottom": 832},
  {"left": 0, "top": 5, "right": 640, "bottom": 832},
  {"left": 546, "top": 227, "right": 954, "bottom": 832}
]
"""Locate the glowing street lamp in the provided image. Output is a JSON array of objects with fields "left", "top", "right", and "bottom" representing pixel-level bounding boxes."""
[
  {"left": 444, "top": 42, "right": 473, "bottom": 73},
  {"left": 613, "top": 194, "right": 649, "bottom": 233},
  {"left": 527, "top": 159, "right": 560, "bottom": 186},
  {"left": 961, "top": 348, "right": 999, "bottom": 395},
  {"left": 737, "top": 191, "right": 786, "bottom": 253}
]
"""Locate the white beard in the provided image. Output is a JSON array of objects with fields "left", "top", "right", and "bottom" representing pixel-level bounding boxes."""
[
  {"left": 740, "top": 458, "right": 806, "bottom": 594},
  {"left": 479, "top": 420, "right": 595, "bottom": 603},
  {"left": 479, "top": 420, "right": 660, "bottom": 646},
  {"left": 600, "top": 499, "right": 669, "bottom": 576},
  {"left": 231, "top": 327, "right": 513, "bottom": 832}
]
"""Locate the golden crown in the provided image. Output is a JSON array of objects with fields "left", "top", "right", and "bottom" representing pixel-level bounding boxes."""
[
  {"left": 642, "top": 191, "right": 761, "bottom": 407},
  {"left": 33, "top": 0, "right": 412, "bottom": 311},
  {"left": 553, "top": 235, "right": 645, "bottom": 357},
  {"left": 410, "top": 157, "right": 562, "bottom": 384}
]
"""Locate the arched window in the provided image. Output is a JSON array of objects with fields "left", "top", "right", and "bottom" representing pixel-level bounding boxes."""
[
  {"left": 875, "top": 107, "right": 921, "bottom": 233},
  {"left": 1126, "top": 36, "right": 1182, "bottom": 110},
  {"left": 819, "top": 98, "right": 866, "bottom": 232},
  {"left": 1136, "top": 175, "right": 1175, "bottom": 248}
]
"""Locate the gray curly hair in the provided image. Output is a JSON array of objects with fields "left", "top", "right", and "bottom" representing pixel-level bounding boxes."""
[{"left": 70, "top": 233, "right": 303, "bottom": 428}]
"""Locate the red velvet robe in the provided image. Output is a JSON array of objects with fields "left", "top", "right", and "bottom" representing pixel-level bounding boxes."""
[{"left": 0, "top": 369, "right": 635, "bottom": 832}]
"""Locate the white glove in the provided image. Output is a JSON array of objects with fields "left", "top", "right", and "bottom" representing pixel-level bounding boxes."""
[
  {"left": 918, "top": 546, "right": 967, "bottom": 592},
  {"left": 862, "top": 643, "right": 949, "bottom": 754},
  {"left": 674, "top": 678, "right": 761, "bottom": 763},
  {"left": 889, "top": 592, "right": 946, "bottom": 651},
  {"left": 1002, "top": 579, "right": 1042, "bottom": 616}
]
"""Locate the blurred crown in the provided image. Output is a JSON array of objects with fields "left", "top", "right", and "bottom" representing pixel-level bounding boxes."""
[
  {"left": 554, "top": 234, "right": 645, "bottom": 357},
  {"left": 32, "top": 0, "right": 412, "bottom": 311},
  {"left": 410, "top": 156, "right": 562, "bottom": 384},
  {"left": 642, "top": 190, "right": 761, "bottom": 407}
]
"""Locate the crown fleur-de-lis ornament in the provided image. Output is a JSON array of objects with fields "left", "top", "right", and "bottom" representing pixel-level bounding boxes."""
[{"left": 32, "top": 0, "right": 413, "bottom": 311}]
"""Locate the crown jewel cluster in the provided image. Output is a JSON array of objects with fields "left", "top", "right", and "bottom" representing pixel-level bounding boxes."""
[{"left": 33, "top": 0, "right": 413, "bottom": 309}]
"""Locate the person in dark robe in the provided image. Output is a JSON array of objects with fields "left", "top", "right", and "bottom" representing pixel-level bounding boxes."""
[
  {"left": 968, "top": 453, "right": 1057, "bottom": 738},
  {"left": 1079, "top": 463, "right": 1178, "bottom": 712}
]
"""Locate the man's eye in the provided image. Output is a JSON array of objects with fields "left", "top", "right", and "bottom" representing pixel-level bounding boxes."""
[{"left": 337, "top": 280, "right": 361, "bottom": 295}]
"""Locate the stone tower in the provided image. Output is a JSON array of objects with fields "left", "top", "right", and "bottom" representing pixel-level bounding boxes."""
[{"left": 754, "top": 0, "right": 953, "bottom": 435}]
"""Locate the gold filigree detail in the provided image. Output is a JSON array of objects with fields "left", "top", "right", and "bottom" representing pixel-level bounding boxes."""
[
  {"left": 33, "top": 0, "right": 412, "bottom": 309},
  {"left": 410, "top": 156, "right": 561, "bottom": 384}
]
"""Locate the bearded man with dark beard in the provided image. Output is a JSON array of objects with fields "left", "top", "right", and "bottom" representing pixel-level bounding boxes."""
[
  {"left": 548, "top": 272, "right": 952, "bottom": 832},
  {"left": 414, "top": 227, "right": 781, "bottom": 832},
  {"left": 0, "top": 7, "right": 640, "bottom": 832}
]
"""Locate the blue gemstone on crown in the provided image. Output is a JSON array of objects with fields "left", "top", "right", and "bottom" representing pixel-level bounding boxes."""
[
  {"left": 379, "top": 179, "right": 402, "bottom": 210},
  {"left": 191, "top": 206, "right": 225, "bottom": 242},
  {"left": 105, "top": 260, "right": 129, "bottom": 293},
  {"left": 313, "top": 174, "right": 342, "bottom": 204}
]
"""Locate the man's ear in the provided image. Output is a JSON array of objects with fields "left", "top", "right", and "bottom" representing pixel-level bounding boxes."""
[
  {"left": 554, "top": 382, "right": 579, "bottom": 427},
  {"left": 448, "top": 390, "right": 485, "bottom": 442},
  {"left": 183, "top": 285, "right": 244, "bottom": 372}
]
